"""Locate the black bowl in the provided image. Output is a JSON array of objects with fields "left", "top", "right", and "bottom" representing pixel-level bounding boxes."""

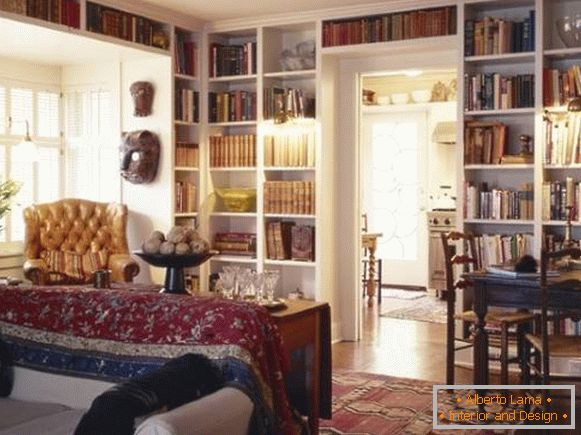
[{"left": 133, "top": 250, "right": 218, "bottom": 268}]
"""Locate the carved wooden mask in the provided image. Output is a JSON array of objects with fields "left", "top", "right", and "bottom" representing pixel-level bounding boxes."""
[
  {"left": 120, "top": 130, "right": 160, "bottom": 184},
  {"left": 130, "top": 81, "right": 154, "bottom": 117}
]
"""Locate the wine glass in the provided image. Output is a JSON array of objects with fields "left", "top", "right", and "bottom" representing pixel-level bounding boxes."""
[
  {"left": 252, "top": 272, "right": 265, "bottom": 303},
  {"left": 264, "top": 270, "right": 280, "bottom": 303},
  {"left": 218, "top": 270, "right": 236, "bottom": 299},
  {"left": 224, "top": 265, "right": 241, "bottom": 298},
  {"left": 236, "top": 268, "right": 253, "bottom": 299}
]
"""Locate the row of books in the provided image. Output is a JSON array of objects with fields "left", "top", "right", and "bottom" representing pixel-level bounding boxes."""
[
  {"left": 208, "top": 91, "right": 257, "bottom": 123},
  {"left": 209, "top": 134, "right": 256, "bottom": 167},
  {"left": 0, "top": 0, "right": 80, "bottom": 28},
  {"left": 541, "top": 180, "right": 581, "bottom": 221},
  {"left": 86, "top": 3, "right": 164, "bottom": 47},
  {"left": 464, "top": 182, "right": 534, "bottom": 220},
  {"left": 464, "top": 73, "right": 534, "bottom": 111},
  {"left": 464, "top": 11, "right": 535, "bottom": 57},
  {"left": 213, "top": 232, "right": 256, "bottom": 257},
  {"left": 175, "top": 181, "right": 196, "bottom": 213},
  {"left": 322, "top": 6, "right": 457, "bottom": 47},
  {"left": 543, "top": 66, "right": 581, "bottom": 108},
  {"left": 174, "top": 34, "right": 197, "bottom": 77},
  {"left": 264, "top": 181, "right": 315, "bottom": 215},
  {"left": 175, "top": 88, "right": 199, "bottom": 123},
  {"left": 264, "top": 133, "right": 316, "bottom": 167},
  {"left": 263, "top": 87, "right": 315, "bottom": 120},
  {"left": 543, "top": 113, "right": 581, "bottom": 165},
  {"left": 265, "top": 222, "right": 315, "bottom": 262},
  {"left": 464, "top": 121, "right": 507, "bottom": 165},
  {"left": 209, "top": 42, "right": 257, "bottom": 77},
  {"left": 175, "top": 142, "right": 199, "bottom": 168},
  {"left": 473, "top": 233, "right": 534, "bottom": 269}
]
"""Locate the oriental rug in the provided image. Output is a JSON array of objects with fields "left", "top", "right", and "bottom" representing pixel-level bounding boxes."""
[
  {"left": 380, "top": 296, "right": 447, "bottom": 324},
  {"left": 319, "top": 371, "right": 515, "bottom": 434}
]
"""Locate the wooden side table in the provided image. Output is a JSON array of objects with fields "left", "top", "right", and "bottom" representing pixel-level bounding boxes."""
[
  {"left": 270, "top": 299, "right": 331, "bottom": 434},
  {"left": 361, "top": 232, "right": 382, "bottom": 306}
]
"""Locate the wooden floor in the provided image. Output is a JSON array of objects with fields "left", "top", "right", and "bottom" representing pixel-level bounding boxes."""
[{"left": 332, "top": 297, "right": 473, "bottom": 384}]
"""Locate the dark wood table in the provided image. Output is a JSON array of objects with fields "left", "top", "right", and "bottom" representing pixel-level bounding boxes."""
[
  {"left": 470, "top": 271, "right": 581, "bottom": 385},
  {"left": 270, "top": 299, "right": 332, "bottom": 434}
]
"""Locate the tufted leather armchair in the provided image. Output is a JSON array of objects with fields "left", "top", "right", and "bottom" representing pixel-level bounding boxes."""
[{"left": 23, "top": 199, "right": 139, "bottom": 285}]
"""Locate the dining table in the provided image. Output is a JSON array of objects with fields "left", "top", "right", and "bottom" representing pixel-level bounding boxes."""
[{"left": 469, "top": 269, "right": 581, "bottom": 385}]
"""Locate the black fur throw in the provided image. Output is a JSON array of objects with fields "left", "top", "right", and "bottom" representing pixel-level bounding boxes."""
[
  {"left": 0, "top": 337, "right": 14, "bottom": 397},
  {"left": 74, "top": 353, "right": 225, "bottom": 435}
]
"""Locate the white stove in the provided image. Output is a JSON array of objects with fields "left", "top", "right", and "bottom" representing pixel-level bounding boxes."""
[{"left": 427, "top": 210, "right": 457, "bottom": 291}]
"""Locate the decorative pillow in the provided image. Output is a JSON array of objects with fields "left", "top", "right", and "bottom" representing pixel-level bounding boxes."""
[{"left": 40, "top": 250, "right": 109, "bottom": 284}]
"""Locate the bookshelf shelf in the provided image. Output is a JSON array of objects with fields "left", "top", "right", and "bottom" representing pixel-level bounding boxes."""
[
  {"left": 211, "top": 212, "right": 257, "bottom": 218},
  {"left": 464, "top": 108, "right": 535, "bottom": 116},
  {"left": 174, "top": 120, "right": 199, "bottom": 126},
  {"left": 464, "top": 52, "right": 534, "bottom": 64},
  {"left": 264, "top": 214, "right": 316, "bottom": 219},
  {"left": 263, "top": 70, "right": 316, "bottom": 79},
  {"left": 175, "top": 73, "right": 197, "bottom": 81},
  {"left": 264, "top": 260, "right": 316, "bottom": 268},
  {"left": 208, "top": 74, "right": 257, "bottom": 83},
  {"left": 175, "top": 167, "right": 199, "bottom": 172},
  {"left": 211, "top": 255, "right": 257, "bottom": 264},
  {"left": 464, "top": 219, "right": 535, "bottom": 225},
  {"left": 174, "top": 212, "right": 198, "bottom": 218},
  {"left": 264, "top": 167, "right": 316, "bottom": 172},
  {"left": 209, "top": 167, "right": 256, "bottom": 172},
  {"left": 208, "top": 121, "right": 257, "bottom": 127},
  {"left": 543, "top": 47, "right": 581, "bottom": 59},
  {"left": 544, "top": 164, "right": 581, "bottom": 170},
  {"left": 543, "top": 221, "right": 581, "bottom": 227},
  {"left": 464, "top": 164, "right": 534, "bottom": 170}
]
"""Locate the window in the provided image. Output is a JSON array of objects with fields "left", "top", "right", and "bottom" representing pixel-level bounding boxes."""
[
  {"left": 64, "top": 88, "right": 119, "bottom": 203},
  {"left": 0, "top": 82, "right": 61, "bottom": 242}
]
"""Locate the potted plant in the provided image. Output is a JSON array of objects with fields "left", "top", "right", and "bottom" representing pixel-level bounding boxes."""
[{"left": 0, "top": 180, "right": 21, "bottom": 234}]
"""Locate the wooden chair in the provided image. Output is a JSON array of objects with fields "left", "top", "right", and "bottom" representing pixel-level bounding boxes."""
[
  {"left": 361, "top": 213, "right": 383, "bottom": 303},
  {"left": 523, "top": 247, "right": 581, "bottom": 390},
  {"left": 442, "top": 231, "right": 535, "bottom": 385}
]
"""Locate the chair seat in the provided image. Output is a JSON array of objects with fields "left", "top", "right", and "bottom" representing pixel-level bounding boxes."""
[
  {"left": 456, "top": 310, "right": 534, "bottom": 324},
  {"left": 526, "top": 334, "right": 581, "bottom": 358}
]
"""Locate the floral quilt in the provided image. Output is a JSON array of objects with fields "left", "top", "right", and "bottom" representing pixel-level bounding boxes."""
[{"left": 0, "top": 284, "right": 298, "bottom": 434}]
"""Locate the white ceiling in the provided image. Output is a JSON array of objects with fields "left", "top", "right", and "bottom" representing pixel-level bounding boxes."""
[
  {"left": 0, "top": 17, "right": 165, "bottom": 66},
  {"left": 140, "top": 0, "right": 385, "bottom": 22}
]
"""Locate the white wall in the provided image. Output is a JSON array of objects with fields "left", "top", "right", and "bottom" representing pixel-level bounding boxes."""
[
  {"left": 0, "top": 56, "right": 61, "bottom": 86},
  {"left": 120, "top": 57, "right": 173, "bottom": 284}
]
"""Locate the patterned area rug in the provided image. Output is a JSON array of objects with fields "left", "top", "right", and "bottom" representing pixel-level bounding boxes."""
[
  {"left": 320, "top": 371, "right": 511, "bottom": 434},
  {"left": 380, "top": 296, "right": 447, "bottom": 324},
  {"left": 382, "top": 288, "right": 427, "bottom": 300}
]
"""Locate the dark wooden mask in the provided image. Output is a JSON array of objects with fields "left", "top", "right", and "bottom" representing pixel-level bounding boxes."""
[
  {"left": 130, "top": 81, "right": 154, "bottom": 117},
  {"left": 120, "top": 130, "right": 160, "bottom": 184}
]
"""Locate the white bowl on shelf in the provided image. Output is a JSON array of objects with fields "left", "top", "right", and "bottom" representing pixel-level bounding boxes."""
[
  {"left": 411, "top": 90, "right": 431, "bottom": 103},
  {"left": 391, "top": 93, "right": 409, "bottom": 105},
  {"left": 377, "top": 95, "right": 390, "bottom": 105}
]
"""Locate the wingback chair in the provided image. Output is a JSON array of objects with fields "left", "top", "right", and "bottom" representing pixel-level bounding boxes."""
[{"left": 23, "top": 199, "right": 139, "bottom": 285}]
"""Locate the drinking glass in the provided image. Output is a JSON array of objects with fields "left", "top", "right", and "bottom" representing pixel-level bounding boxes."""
[
  {"left": 252, "top": 272, "right": 265, "bottom": 303},
  {"left": 264, "top": 270, "right": 280, "bottom": 303},
  {"left": 237, "top": 268, "right": 253, "bottom": 299},
  {"left": 224, "top": 265, "right": 241, "bottom": 298},
  {"left": 218, "top": 270, "right": 236, "bottom": 299}
]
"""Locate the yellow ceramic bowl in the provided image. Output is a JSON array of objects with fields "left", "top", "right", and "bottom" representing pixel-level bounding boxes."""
[{"left": 215, "top": 188, "right": 257, "bottom": 212}]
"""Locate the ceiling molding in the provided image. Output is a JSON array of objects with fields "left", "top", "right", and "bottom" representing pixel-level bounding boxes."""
[{"left": 205, "top": 0, "right": 458, "bottom": 32}]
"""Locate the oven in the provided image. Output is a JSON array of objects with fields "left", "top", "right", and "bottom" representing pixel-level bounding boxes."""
[{"left": 427, "top": 210, "right": 456, "bottom": 293}]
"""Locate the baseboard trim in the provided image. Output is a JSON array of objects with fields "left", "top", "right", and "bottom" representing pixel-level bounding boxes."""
[{"left": 382, "top": 284, "right": 426, "bottom": 292}]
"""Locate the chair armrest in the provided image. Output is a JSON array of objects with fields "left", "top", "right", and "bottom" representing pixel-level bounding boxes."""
[
  {"left": 134, "top": 387, "right": 253, "bottom": 435},
  {"left": 108, "top": 254, "right": 140, "bottom": 283},
  {"left": 23, "top": 259, "right": 48, "bottom": 285}
]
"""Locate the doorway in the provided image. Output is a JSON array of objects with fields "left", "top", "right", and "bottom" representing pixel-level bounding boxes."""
[{"left": 361, "top": 109, "right": 428, "bottom": 288}]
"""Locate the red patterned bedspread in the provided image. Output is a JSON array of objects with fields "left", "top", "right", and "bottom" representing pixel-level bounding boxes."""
[{"left": 0, "top": 284, "right": 298, "bottom": 434}]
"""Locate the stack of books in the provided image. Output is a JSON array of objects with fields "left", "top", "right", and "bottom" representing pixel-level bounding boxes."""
[
  {"left": 464, "top": 182, "right": 534, "bottom": 220},
  {"left": 0, "top": 0, "right": 80, "bottom": 28},
  {"left": 209, "top": 42, "right": 257, "bottom": 77},
  {"left": 464, "top": 121, "right": 507, "bottom": 164},
  {"left": 464, "top": 73, "right": 534, "bottom": 111},
  {"left": 474, "top": 233, "right": 534, "bottom": 268},
  {"left": 213, "top": 232, "right": 256, "bottom": 256},
  {"left": 464, "top": 11, "right": 535, "bottom": 56},
  {"left": 209, "top": 134, "right": 256, "bottom": 167},
  {"left": 174, "top": 34, "right": 197, "bottom": 76},
  {"left": 175, "top": 88, "right": 199, "bottom": 123},
  {"left": 543, "top": 113, "right": 581, "bottom": 165},
  {"left": 264, "top": 181, "right": 315, "bottom": 215},
  {"left": 265, "top": 222, "right": 315, "bottom": 262},
  {"left": 208, "top": 91, "right": 256, "bottom": 123},
  {"left": 263, "top": 87, "right": 315, "bottom": 120},
  {"left": 175, "top": 181, "right": 196, "bottom": 213},
  {"left": 543, "top": 65, "right": 581, "bottom": 107},
  {"left": 175, "top": 143, "right": 199, "bottom": 168},
  {"left": 542, "top": 180, "right": 581, "bottom": 221},
  {"left": 264, "top": 132, "right": 316, "bottom": 167},
  {"left": 322, "top": 5, "right": 457, "bottom": 47}
]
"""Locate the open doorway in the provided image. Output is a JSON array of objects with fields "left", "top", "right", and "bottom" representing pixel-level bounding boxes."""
[{"left": 360, "top": 69, "right": 457, "bottom": 317}]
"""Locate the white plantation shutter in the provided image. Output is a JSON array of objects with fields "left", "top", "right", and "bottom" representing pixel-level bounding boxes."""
[
  {"left": 37, "top": 146, "right": 60, "bottom": 202},
  {"left": 0, "top": 143, "right": 6, "bottom": 242},
  {"left": 10, "top": 88, "right": 33, "bottom": 135},
  {"left": 0, "top": 87, "right": 6, "bottom": 135},
  {"left": 37, "top": 91, "right": 60, "bottom": 138},
  {"left": 65, "top": 88, "right": 119, "bottom": 202}
]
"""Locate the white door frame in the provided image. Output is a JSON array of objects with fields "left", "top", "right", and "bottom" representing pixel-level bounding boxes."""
[{"left": 336, "top": 48, "right": 457, "bottom": 341}]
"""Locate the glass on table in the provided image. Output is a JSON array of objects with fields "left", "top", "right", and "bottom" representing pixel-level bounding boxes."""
[{"left": 264, "top": 270, "right": 280, "bottom": 303}]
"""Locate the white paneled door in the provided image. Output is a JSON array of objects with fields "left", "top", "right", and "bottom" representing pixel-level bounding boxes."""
[{"left": 362, "top": 110, "right": 428, "bottom": 288}]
